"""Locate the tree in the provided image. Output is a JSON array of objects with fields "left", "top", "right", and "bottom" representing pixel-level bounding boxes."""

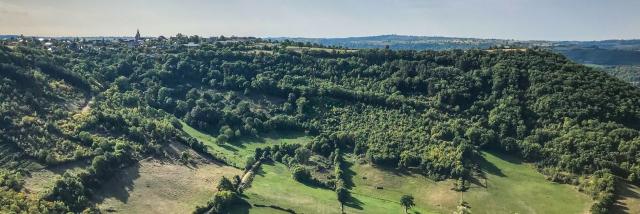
[
  {"left": 291, "top": 165, "right": 311, "bottom": 182},
  {"left": 400, "top": 195, "right": 415, "bottom": 214},
  {"left": 233, "top": 175, "right": 242, "bottom": 187},
  {"left": 296, "top": 97, "right": 309, "bottom": 115},
  {"left": 294, "top": 147, "right": 312, "bottom": 164},
  {"left": 336, "top": 187, "right": 349, "bottom": 213},
  {"left": 216, "top": 176, "right": 235, "bottom": 192},
  {"left": 180, "top": 151, "right": 191, "bottom": 164},
  {"left": 244, "top": 156, "right": 256, "bottom": 170}
]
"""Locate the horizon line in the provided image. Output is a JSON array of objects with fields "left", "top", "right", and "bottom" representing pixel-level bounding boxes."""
[{"left": 2, "top": 33, "right": 639, "bottom": 43}]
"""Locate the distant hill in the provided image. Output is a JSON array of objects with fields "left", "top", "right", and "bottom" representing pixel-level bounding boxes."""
[
  {"left": 0, "top": 35, "right": 18, "bottom": 39},
  {"left": 274, "top": 35, "right": 640, "bottom": 87},
  {"left": 555, "top": 46, "right": 640, "bottom": 65},
  {"left": 273, "top": 35, "right": 640, "bottom": 65},
  {"left": 272, "top": 35, "right": 519, "bottom": 50}
]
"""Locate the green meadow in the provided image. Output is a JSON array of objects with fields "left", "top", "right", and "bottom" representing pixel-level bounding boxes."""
[
  {"left": 346, "top": 152, "right": 592, "bottom": 214},
  {"left": 181, "top": 121, "right": 312, "bottom": 168},
  {"left": 182, "top": 121, "right": 592, "bottom": 214}
]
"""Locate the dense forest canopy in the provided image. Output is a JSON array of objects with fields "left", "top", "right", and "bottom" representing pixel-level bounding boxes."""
[{"left": 1, "top": 35, "right": 640, "bottom": 212}]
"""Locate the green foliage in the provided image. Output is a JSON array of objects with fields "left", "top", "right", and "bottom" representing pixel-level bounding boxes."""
[
  {"left": 291, "top": 165, "right": 312, "bottom": 182},
  {"left": 400, "top": 194, "right": 415, "bottom": 213},
  {"left": 0, "top": 170, "right": 24, "bottom": 191},
  {"left": 46, "top": 173, "right": 89, "bottom": 212},
  {"left": 244, "top": 156, "right": 256, "bottom": 170},
  {"left": 0, "top": 169, "right": 70, "bottom": 213},
  {"left": 0, "top": 189, "right": 69, "bottom": 213},
  {"left": 193, "top": 190, "right": 241, "bottom": 214},
  {"left": 3, "top": 37, "right": 640, "bottom": 212},
  {"left": 294, "top": 147, "right": 312, "bottom": 164},
  {"left": 217, "top": 176, "right": 235, "bottom": 192},
  {"left": 601, "top": 65, "right": 640, "bottom": 87},
  {"left": 578, "top": 170, "right": 616, "bottom": 214}
]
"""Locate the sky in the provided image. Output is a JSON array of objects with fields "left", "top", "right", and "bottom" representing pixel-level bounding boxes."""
[{"left": 1, "top": 0, "right": 639, "bottom": 41}]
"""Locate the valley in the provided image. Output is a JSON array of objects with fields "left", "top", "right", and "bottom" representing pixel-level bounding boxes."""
[{"left": 0, "top": 35, "right": 639, "bottom": 214}]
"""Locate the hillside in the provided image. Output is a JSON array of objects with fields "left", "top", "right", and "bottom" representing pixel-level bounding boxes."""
[
  {"left": 277, "top": 36, "right": 640, "bottom": 86},
  {"left": 1, "top": 37, "right": 639, "bottom": 213},
  {"left": 272, "top": 35, "right": 513, "bottom": 50}
]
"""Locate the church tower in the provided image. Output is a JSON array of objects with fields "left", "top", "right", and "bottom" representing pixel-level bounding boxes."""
[{"left": 135, "top": 29, "right": 141, "bottom": 41}]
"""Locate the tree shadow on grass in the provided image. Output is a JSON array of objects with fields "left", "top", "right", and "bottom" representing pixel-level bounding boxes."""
[
  {"left": 478, "top": 154, "right": 506, "bottom": 177},
  {"left": 610, "top": 179, "right": 640, "bottom": 214},
  {"left": 231, "top": 131, "right": 308, "bottom": 149},
  {"left": 344, "top": 192, "right": 364, "bottom": 210},
  {"left": 218, "top": 143, "right": 240, "bottom": 152},
  {"left": 484, "top": 149, "right": 523, "bottom": 165},
  {"left": 299, "top": 179, "right": 331, "bottom": 190},
  {"left": 254, "top": 163, "right": 267, "bottom": 176},
  {"left": 342, "top": 161, "right": 356, "bottom": 189},
  {"left": 373, "top": 163, "right": 413, "bottom": 177},
  {"left": 91, "top": 163, "right": 140, "bottom": 204},
  {"left": 225, "top": 199, "right": 252, "bottom": 214},
  {"left": 46, "top": 158, "right": 91, "bottom": 175},
  {"left": 468, "top": 174, "right": 487, "bottom": 189}
]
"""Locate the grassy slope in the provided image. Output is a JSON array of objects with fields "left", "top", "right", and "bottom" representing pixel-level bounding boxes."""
[
  {"left": 93, "top": 159, "right": 241, "bottom": 214},
  {"left": 182, "top": 121, "right": 592, "bottom": 214},
  {"left": 238, "top": 163, "right": 342, "bottom": 214},
  {"left": 182, "top": 121, "right": 321, "bottom": 213},
  {"left": 347, "top": 158, "right": 445, "bottom": 214},
  {"left": 466, "top": 152, "right": 592, "bottom": 214},
  {"left": 347, "top": 152, "right": 593, "bottom": 214},
  {"left": 181, "top": 121, "right": 311, "bottom": 168}
]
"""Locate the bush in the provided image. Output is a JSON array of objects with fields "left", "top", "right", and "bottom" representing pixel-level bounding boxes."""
[
  {"left": 193, "top": 190, "right": 241, "bottom": 214},
  {"left": 291, "top": 165, "right": 311, "bottom": 182}
]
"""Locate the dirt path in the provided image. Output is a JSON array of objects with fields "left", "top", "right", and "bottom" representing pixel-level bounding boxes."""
[{"left": 238, "top": 160, "right": 262, "bottom": 191}]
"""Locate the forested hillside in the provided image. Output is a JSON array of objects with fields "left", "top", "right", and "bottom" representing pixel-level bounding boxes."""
[
  {"left": 1, "top": 37, "right": 639, "bottom": 213},
  {"left": 280, "top": 36, "right": 640, "bottom": 86},
  {"left": 599, "top": 65, "right": 640, "bottom": 87}
]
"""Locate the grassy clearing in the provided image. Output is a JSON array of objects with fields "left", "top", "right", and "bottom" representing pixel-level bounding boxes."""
[
  {"left": 93, "top": 158, "right": 242, "bottom": 214},
  {"left": 23, "top": 170, "right": 61, "bottom": 196},
  {"left": 346, "top": 157, "right": 447, "bottom": 214},
  {"left": 347, "top": 151, "right": 593, "bottom": 214},
  {"left": 181, "top": 121, "right": 311, "bottom": 168},
  {"left": 2, "top": 142, "right": 88, "bottom": 196},
  {"left": 465, "top": 152, "right": 592, "bottom": 214},
  {"left": 23, "top": 160, "right": 88, "bottom": 196},
  {"left": 236, "top": 163, "right": 341, "bottom": 214},
  {"left": 181, "top": 121, "right": 592, "bottom": 213}
]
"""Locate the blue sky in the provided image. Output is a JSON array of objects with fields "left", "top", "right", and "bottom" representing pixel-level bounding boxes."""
[{"left": 1, "top": 0, "right": 638, "bottom": 40}]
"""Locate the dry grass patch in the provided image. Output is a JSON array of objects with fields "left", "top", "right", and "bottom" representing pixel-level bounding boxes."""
[{"left": 93, "top": 158, "right": 241, "bottom": 214}]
